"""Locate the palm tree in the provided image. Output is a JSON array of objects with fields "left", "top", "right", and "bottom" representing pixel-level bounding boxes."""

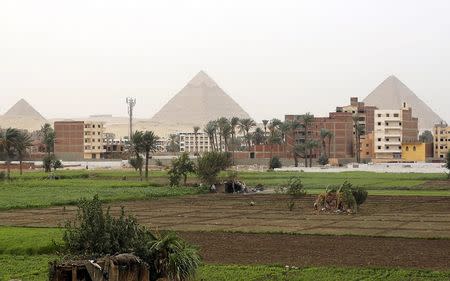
[
  {"left": 262, "top": 120, "right": 269, "bottom": 143},
  {"left": 39, "top": 123, "right": 55, "bottom": 156},
  {"left": 230, "top": 117, "right": 240, "bottom": 159},
  {"left": 193, "top": 126, "right": 200, "bottom": 155},
  {"left": 217, "top": 117, "right": 230, "bottom": 152},
  {"left": 166, "top": 134, "right": 180, "bottom": 154},
  {"left": 130, "top": 131, "right": 144, "bottom": 179},
  {"left": 293, "top": 143, "right": 306, "bottom": 167},
  {"left": 221, "top": 121, "right": 232, "bottom": 152},
  {"left": 306, "top": 139, "right": 319, "bottom": 167},
  {"left": 0, "top": 128, "right": 20, "bottom": 179},
  {"left": 302, "top": 113, "right": 314, "bottom": 167},
  {"left": 140, "top": 131, "right": 159, "bottom": 180},
  {"left": 352, "top": 115, "right": 364, "bottom": 163},
  {"left": 148, "top": 232, "right": 201, "bottom": 281},
  {"left": 253, "top": 127, "right": 266, "bottom": 145},
  {"left": 238, "top": 118, "right": 256, "bottom": 151},
  {"left": 16, "top": 131, "right": 33, "bottom": 176},
  {"left": 327, "top": 131, "right": 334, "bottom": 158},
  {"left": 204, "top": 121, "right": 217, "bottom": 151}
]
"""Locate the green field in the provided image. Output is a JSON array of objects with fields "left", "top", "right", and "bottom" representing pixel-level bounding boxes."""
[
  {"left": 1, "top": 170, "right": 449, "bottom": 210},
  {"left": 2, "top": 256, "right": 449, "bottom": 281}
]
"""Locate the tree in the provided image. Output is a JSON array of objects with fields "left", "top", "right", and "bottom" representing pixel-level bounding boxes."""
[
  {"left": 301, "top": 113, "right": 314, "bottom": 167},
  {"left": 306, "top": 139, "right": 319, "bottom": 167},
  {"left": 286, "top": 176, "right": 306, "bottom": 211},
  {"left": 0, "top": 128, "right": 20, "bottom": 179},
  {"left": 193, "top": 126, "right": 200, "bottom": 155},
  {"left": 352, "top": 115, "right": 364, "bottom": 163},
  {"left": 166, "top": 134, "right": 180, "bottom": 154},
  {"left": 204, "top": 121, "right": 217, "bottom": 151},
  {"left": 16, "top": 131, "right": 33, "bottom": 175},
  {"left": 168, "top": 152, "right": 195, "bottom": 186},
  {"left": 140, "top": 131, "right": 159, "bottom": 180},
  {"left": 269, "top": 156, "right": 282, "bottom": 169},
  {"left": 43, "top": 154, "right": 63, "bottom": 173},
  {"left": 446, "top": 151, "right": 450, "bottom": 179},
  {"left": 230, "top": 117, "right": 240, "bottom": 155},
  {"left": 196, "top": 151, "right": 232, "bottom": 185},
  {"left": 238, "top": 118, "right": 256, "bottom": 151},
  {"left": 39, "top": 123, "right": 55, "bottom": 156},
  {"left": 419, "top": 130, "right": 434, "bottom": 143},
  {"left": 129, "top": 131, "right": 145, "bottom": 178},
  {"left": 262, "top": 120, "right": 269, "bottom": 143},
  {"left": 252, "top": 127, "right": 266, "bottom": 145},
  {"left": 293, "top": 143, "right": 306, "bottom": 168},
  {"left": 320, "top": 129, "right": 330, "bottom": 157},
  {"left": 217, "top": 117, "right": 232, "bottom": 152}
]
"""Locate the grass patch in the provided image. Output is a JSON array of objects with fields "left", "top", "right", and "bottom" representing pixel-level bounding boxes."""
[
  {"left": 0, "top": 179, "right": 203, "bottom": 210},
  {"left": 0, "top": 227, "right": 62, "bottom": 255},
  {"left": 2, "top": 258, "right": 450, "bottom": 281},
  {"left": 197, "top": 265, "right": 450, "bottom": 281}
]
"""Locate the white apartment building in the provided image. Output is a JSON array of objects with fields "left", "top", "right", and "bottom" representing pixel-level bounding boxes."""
[
  {"left": 434, "top": 122, "right": 449, "bottom": 159},
  {"left": 373, "top": 109, "right": 403, "bottom": 160},
  {"left": 83, "top": 121, "right": 106, "bottom": 159},
  {"left": 179, "top": 132, "right": 215, "bottom": 153}
]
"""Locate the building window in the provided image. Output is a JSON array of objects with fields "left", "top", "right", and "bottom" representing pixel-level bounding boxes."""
[
  {"left": 378, "top": 138, "right": 381, "bottom": 142},
  {"left": 378, "top": 122, "right": 381, "bottom": 126},
  {"left": 378, "top": 146, "right": 382, "bottom": 149},
  {"left": 406, "top": 146, "right": 409, "bottom": 151},
  {"left": 413, "top": 146, "right": 417, "bottom": 151},
  {"left": 386, "top": 114, "right": 390, "bottom": 117},
  {"left": 394, "top": 113, "right": 399, "bottom": 117},
  {"left": 377, "top": 114, "right": 382, "bottom": 117}
]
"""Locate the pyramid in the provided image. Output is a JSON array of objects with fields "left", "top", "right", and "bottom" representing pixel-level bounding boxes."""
[
  {"left": 363, "top": 75, "right": 443, "bottom": 130},
  {"left": 4, "top": 99, "right": 47, "bottom": 121},
  {"left": 151, "top": 71, "right": 251, "bottom": 125}
]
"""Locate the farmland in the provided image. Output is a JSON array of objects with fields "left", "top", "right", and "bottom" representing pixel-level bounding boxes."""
[{"left": 0, "top": 169, "right": 450, "bottom": 280}]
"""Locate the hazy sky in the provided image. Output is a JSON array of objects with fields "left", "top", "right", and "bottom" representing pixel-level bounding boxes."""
[{"left": 1, "top": 0, "right": 449, "bottom": 122}]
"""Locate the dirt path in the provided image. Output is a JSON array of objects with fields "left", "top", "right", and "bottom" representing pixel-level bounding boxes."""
[{"left": 181, "top": 231, "right": 450, "bottom": 270}]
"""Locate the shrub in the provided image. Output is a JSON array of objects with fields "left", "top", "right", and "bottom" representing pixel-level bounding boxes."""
[
  {"left": 155, "top": 159, "right": 163, "bottom": 167},
  {"left": 62, "top": 195, "right": 201, "bottom": 280},
  {"left": 43, "top": 155, "right": 63, "bottom": 173},
  {"left": 196, "top": 151, "right": 232, "bottom": 185},
  {"left": 269, "top": 156, "right": 282, "bottom": 169},
  {"left": 168, "top": 153, "right": 195, "bottom": 186},
  {"left": 129, "top": 157, "right": 143, "bottom": 172},
  {"left": 286, "top": 176, "right": 306, "bottom": 211},
  {"left": 0, "top": 171, "right": 5, "bottom": 181}
]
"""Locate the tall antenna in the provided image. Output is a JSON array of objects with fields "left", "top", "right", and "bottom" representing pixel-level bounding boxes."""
[{"left": 126, "top": 97, "right": 136, "bottom": 141}]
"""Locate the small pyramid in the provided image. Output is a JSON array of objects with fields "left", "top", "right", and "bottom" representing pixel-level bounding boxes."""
[
  {"left": 363, "top": 75, "right": 443, "bottom": 130},
  {"left": 4, "top": 99, "right": 47, "bottom": 121},
  {"left": 151, "top": 71, "right": 250, "bottom": 125}
]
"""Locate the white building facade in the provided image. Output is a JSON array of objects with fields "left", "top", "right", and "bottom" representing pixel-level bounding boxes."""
[
  {"left": 373, "top": 109, "right": 403, "bottom": 160},
  {"left": 179, "top": 132, "right": 214, "bottom": 153}
]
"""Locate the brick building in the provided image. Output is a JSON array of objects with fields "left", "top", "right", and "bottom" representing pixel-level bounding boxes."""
[
  {"left": 54, "top": 121, "right": 106, "bottom": 160},
  {"left": 285, "top": 112, "right": 354, "bottom": 160}
]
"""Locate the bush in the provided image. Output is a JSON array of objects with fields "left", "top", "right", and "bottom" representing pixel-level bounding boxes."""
[
  {"left": 155, "top": 159, "right": 163, "bottom": 167},
  {"left": 63, "top": 195, "right": 201, "bottom": 280},
  {"left": 269, "top": 157, "right": 282, "bottom": 169},
  {"left": 446, "top": 151, "right": 450, "bottom": 179},
  {"left": 168, "top": 153, "right": 195, "bottom": 186},
  {"left": 286, "top": 176, "right": 306, "bottom": 211},
  {"left": 43, "top": 155, "right": 63, "bottom": 173},
  {"left": 0, "top": 171, "right": 5, "bottom": 181},
  {"left": 351, "top": 186, "right": 368, "bottom": 206},
  {"left": 129, "top": 157, "right": 143, "bottom": 172},
  {"left": 196, "top": 151, "right": 232, "bottom": 185}
]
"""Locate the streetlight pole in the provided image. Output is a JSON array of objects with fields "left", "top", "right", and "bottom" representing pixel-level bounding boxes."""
[{"left": 126, "top": 97, "right": 136, "bottom": 141}]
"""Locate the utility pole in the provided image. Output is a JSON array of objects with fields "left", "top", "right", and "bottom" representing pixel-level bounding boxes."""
[{"left": 126, "top": 97, "right": 136, "bottom": 141}]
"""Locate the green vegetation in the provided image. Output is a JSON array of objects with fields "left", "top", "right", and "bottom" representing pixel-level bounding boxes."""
[
  {"left": 196, "top": 265, "right": 450, "bottom": 281},
  {"left": 168, "top": 152, "right": 195, "bottom": 186},
  {"left": 196, "top": 151, "right": 232, "bottom": 184},
  {"left": 0, "top": 179, "right": 203, "bottom": 210},
  {"left": 62, "top": 196, "right": 200, "bottom": 281},
  {"left": 2, "top": 260, "right": 450, "bottom": 281},
  {"left": 0, "top": 227, "right": 62, "bottom": 255},
  {"left": 269, "top": 156, "right": 282, "bottom": 169},
  {"left": 0, "top": 169, "right": 448, "bottom": 210}
]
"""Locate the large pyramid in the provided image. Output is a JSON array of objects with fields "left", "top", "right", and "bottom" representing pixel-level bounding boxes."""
[
  {"left": 151, "top": 71, "right": 250, "bottom": 125},
  {"left": 4, "top": 99, "right": 47, "bottom": 121},
  {"left": 363, "top": 75, "right": 443, "bottom": 131},
  {"left": 0, "top": 99, "right": 47, "bottom": 131}
]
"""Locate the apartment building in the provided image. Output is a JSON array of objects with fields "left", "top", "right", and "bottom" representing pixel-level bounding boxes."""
[
  {"left": 433, "top": 122, "right": 449, "bottom": 159},
  {"left": 54, "top": 121, "right": 106, "bottom": 160},
  {"left": 179, "top": 132, "right": 213, "bottom": 153},
  {"left": 373, "top": 104, "right": 418, "bottom": 160},
  {"left": 336, "top": 97, "right": 377, "bottom": 134},
  {"left": 285, "top": 111, "right": 354, "bottom": 160}
]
